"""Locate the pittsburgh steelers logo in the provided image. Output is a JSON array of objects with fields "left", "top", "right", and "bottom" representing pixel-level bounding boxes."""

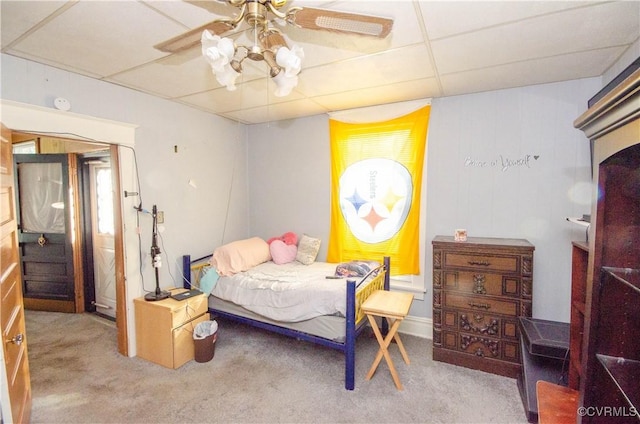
[{"left": 339, "top": 158, "right": 412, "bottom": 243}]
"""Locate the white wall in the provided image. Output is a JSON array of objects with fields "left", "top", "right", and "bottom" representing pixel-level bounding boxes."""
[
  {"left": 247, "top": 118, "right": 332, "bottom": 258},
  {"left": 425, "top": 79, "right": 599, "bottom": 322},
  {"left": 0, "top": 52, "right": 612, "bottom": 327},
  {"left": 248, "top": 77, "right": 601, "bottom": 323},
  {"left": 1, "top": 54, "right": 250, "bottom": 354}
]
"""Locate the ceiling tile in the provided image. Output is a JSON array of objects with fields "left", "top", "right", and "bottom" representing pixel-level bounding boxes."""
[
  {"left": 107, "top": 49, "right": 219, "bottom": 99},
  {"left": 0, "top": 1, "right": 70, "bottom": 48},
  {"left": 419, "top": 1, "right": 598, "bottom": 40},
  {"left": 296, "top": 44, "right": 435, "bottom": 97},
  {"left": 179, "top": 76, "right": 305, "bottom": 114},
  {"left": 1, "top": 0, "right": 638, "bottom": 125},
  {"left": 431, "top": 1, "right": 640, "bottom": 75},
  {"left": 142, "top": 0, "right": 227, "bottom": 28},
  {"left": 220, "top": 97, "right": 328, "bottom": 124},
  {"left": 440, "top": 47, "right": 626, "bottom": 96},
  {"left": 7, "top": 1, "right": 186, "bottom": 77},
  {"left": 312, "top": 78, "right": 440, "bottom": 112}
]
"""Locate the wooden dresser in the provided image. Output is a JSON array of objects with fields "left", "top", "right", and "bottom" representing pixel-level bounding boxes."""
[{"left": 432, "top": 236, "right": 534, "bottom": 378}]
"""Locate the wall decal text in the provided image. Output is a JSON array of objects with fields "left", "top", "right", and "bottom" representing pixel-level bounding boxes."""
[{"left": 464, "top": 154, "right": 540, "bottom": 172}]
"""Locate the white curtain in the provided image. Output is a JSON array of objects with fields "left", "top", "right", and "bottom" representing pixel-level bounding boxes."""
[{"left": 19, "top": 162, "right": 65, "bottom": 233}]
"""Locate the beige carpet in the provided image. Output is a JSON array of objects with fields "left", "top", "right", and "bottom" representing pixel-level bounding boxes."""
[{"left": 26, "top": 311, "right": 528, "bottom": 424}]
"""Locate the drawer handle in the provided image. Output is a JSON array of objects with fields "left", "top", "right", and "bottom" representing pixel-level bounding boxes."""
[
  {"left": 468, "top": 301, "right": 491, "bottom": 310},
  {"left": 473, "top": 274, "right": 487, "bottom": 294},
  {"left": 461, "top": 335, "right": 500, "bottom": 357},
  {"left": 468, "top": 260, "right": 490, "bottom": 266},
  {"left": 460, "top": 314, "right": 499, "bottom": 336}
]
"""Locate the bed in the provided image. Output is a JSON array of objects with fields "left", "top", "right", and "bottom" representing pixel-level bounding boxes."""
[{"left": 182, "top": 248, "right": 390, "bottom": 390}]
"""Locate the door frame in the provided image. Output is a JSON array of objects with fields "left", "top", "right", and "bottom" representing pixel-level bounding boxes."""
[{"left": 1, "top": 99, "right": 137, "bottom": 356}]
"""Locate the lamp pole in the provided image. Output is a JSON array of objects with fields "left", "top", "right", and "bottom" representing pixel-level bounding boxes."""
[{"left": 144, "top": 204, "right": 170, "bottom": 301}]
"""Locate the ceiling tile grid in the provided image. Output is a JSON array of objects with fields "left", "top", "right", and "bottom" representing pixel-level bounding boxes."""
[{"left": 1, "top": 0, "right": 638, "bottom": 124}]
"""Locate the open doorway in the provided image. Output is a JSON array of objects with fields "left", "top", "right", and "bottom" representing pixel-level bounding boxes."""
[
  {"left": 2, "top": 101, "right": 135, "bottom": 357},
  {"left": 12, "top": 132, "right": 124, "bottom": 329}
]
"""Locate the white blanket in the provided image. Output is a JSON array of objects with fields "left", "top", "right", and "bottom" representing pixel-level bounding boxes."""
[{"left": 211, "top": 261, "right": 350, "bottom": 322}]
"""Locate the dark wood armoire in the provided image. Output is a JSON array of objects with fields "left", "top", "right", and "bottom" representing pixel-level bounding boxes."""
[{"left": 573, "top": 64, "right": 639, "bottom": 423}]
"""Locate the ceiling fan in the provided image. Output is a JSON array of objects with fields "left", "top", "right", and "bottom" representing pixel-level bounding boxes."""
[{"left": 154, "top": 0, "right": 394, "bottom": 96}]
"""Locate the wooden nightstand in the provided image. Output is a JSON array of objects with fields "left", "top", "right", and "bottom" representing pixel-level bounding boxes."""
[{"left": 134, "top": 289, "right": 209, "bottom": 369}]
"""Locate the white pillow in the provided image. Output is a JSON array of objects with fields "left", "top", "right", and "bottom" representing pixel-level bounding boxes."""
[{"left": 295, "top": 234, "right": 321, "bottom": 265}]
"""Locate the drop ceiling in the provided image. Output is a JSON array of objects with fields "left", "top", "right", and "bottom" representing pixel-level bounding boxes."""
[{"left": 1, "top": 1, "right": 638, "bottom": 124}]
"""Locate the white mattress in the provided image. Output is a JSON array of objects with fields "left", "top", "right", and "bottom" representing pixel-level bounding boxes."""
[
  {"left": 209, "top": 296, "right": 347, "bottom": 342},
  {"left": 211, "top": 261, "right": 349, "bottom": 322}
]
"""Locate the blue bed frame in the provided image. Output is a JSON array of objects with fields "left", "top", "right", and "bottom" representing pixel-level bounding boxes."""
[{"left": 182, "top": 255, "right": 390, "bottom": 390}]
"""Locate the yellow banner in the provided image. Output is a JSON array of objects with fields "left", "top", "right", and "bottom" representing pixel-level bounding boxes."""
[{"left": 327, "top": 105, "right": 430, "bottom": 275}]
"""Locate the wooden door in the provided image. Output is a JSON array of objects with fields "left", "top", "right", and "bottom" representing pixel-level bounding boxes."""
[
  {"left": 1, "top": 124, "right": 32, "bottom": 423},
  {"left": 14, "top": 154, "right": 82, "bottom": 312}
]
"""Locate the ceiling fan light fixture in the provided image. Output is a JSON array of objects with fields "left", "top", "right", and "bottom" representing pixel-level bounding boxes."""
[
  {"left": 200, "top": 22, "right": 302, "bottom": 96},
  {"left": 201, "top": 31, "right": 240, "bottom": 91},
  {"left": 275, "top": 45, "right": 303, "bottom": 77},
  {"left": 247, "top": 45, "right": 264, "bottom": 61},
  {"left": 187, "top": 1, "right": 392, "bottom": 98},
  {"left": 272, "top": 71, "right": 298, "bottom": 97},
  {"left": 259, "top": 28, "right": 287, "bottom": 51},
  {"left": 201, "top": 32, "right": 234, "bottom": 69},
  {"left": 230, "top": 59, "right": 243, "bottom": 73},
  {"left": 215, "top": 65, "right": 241, "bottom": 91},
  {"left": 262, "top": 50, "right": 281, "bottom": 78}
]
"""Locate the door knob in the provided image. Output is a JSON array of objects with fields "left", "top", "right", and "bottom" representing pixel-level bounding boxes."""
[{"left": 6, "top": 333, "right": 24, "bottom": 346}]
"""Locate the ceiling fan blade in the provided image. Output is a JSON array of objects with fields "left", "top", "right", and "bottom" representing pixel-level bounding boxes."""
[
  {"left": 288, "top": 7, "right": 393, "bottom": 38},
  {"left": 154, "top": 20, "right": 236, "bottom": 53}
]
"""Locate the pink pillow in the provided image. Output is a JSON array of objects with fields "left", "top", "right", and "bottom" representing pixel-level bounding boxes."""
[
  {"left": 267, "top": 232, "right": 298, "bottom": 246},
  {"left": 269, "top": 240, "right": 297, "bottom": 265},
  {"left": 211, "top": 237, "right": 271, "bottom": 276}
]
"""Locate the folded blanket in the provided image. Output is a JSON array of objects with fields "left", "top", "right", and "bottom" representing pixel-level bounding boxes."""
[{"left": 335, "top": 260, "right": 380, "bottom": 278}]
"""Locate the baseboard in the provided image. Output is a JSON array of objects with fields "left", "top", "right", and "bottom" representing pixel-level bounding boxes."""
[{"left": 398, "top": 315, "right": 432, "bottom": 340}]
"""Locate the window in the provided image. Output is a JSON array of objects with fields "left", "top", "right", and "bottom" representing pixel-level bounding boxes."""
[
  {"left": 328, "top": 105, "right": 430, "bottom": 294},
  {"left": 95, "top": 167, "right": 114, "bottom": 235},
  {"left": 13, "top": 141, "right": 37, "bottom": 154}
]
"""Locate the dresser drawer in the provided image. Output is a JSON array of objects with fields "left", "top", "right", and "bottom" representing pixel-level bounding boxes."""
[
  {"left": 443, "top": 270, "right": 521, "bottom": 297},
  {"left": 442, "top": 252, "right": 520, "bottom": 273},
  {"left": 443, "top": 292, "right": 519, "bottom": 316},
  {"left": 169, "top": 293, "right": 208, "bottom": 329},
  {"left": 440, "top": 330, "right": 520, "bottom": 363},
  {"left": 441, "top": 309, "right": 519, "bottom": 340}
]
